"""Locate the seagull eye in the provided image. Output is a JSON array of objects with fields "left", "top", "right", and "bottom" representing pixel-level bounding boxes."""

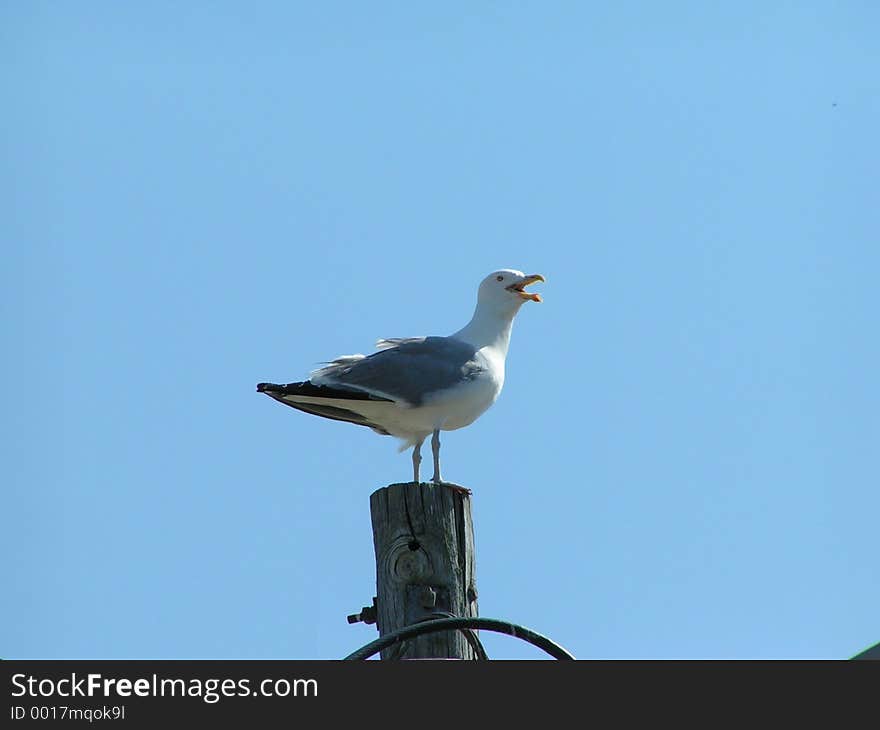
[{"left": 496, "top": 275, "right": 504, "bottom": 282}]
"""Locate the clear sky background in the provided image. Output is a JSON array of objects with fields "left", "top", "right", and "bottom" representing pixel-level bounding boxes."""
[{"left": 3, "top": 2, "right": 878, "bottom": 660}]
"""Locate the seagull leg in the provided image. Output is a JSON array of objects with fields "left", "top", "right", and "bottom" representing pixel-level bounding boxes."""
[
  {"left": 431, "top": 429, "right": 472, "bottom": 495},
  {"left": 412, "top": 438, "right": 424, "bottom": 485},
  {"left": 430, "top": 429, "right": 443, "bottom": 483},
  {"left": 431, "top": 428, "right": 443, "bottom": 484}
]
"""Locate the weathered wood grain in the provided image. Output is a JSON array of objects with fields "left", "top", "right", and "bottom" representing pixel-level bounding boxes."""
[{"left": 370, "top": 482, "right": 478, "bottom": 659}]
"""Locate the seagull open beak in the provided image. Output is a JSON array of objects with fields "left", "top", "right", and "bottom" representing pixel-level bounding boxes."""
[{"left": 507, "top": 274, "right": 545, "bottom": 302}]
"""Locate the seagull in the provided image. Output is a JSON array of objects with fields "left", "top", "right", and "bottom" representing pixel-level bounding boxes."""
[{"left": 257, "top": 269, "right": 544, "bottom": 490}]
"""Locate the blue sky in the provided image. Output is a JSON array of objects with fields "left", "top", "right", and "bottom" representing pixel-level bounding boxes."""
[{"left": 3, "top": 2, "right": 878, "bottom": 659}]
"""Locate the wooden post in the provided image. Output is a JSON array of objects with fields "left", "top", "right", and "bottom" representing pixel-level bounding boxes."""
[{"left": 369, "top": 482, "right": 479, "bottom": 659}]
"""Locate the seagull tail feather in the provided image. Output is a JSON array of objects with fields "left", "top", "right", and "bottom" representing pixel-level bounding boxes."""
[{"left": 255, "top": 380, "right": 394, "bottom": 436}]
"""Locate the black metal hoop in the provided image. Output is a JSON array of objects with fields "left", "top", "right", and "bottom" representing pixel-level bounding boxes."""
[{"left": 344, "top": 616, "right": 576, "bottom": 660}]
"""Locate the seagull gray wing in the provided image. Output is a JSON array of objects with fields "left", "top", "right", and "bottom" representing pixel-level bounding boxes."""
[{"left": 310, "top": 336, "right": 484, "bottom": 406}]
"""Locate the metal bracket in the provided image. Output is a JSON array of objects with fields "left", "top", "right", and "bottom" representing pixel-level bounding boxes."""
[{"left": 347, "top": 596, "right": 378, "bottom": 626}]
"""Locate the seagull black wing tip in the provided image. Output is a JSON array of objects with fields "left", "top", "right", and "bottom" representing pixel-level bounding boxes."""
[{"left": 256, "top": 380, "right": 393, "bottom": 402}]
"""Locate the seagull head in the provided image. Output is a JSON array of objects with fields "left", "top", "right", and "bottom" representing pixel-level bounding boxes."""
[{"left": 478, "top": 269, "right": 545, "bottom": 310}]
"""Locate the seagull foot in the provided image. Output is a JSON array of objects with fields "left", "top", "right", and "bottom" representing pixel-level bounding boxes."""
[{"left": 431, "top": 480, "right": 472, "bottom": 496}]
